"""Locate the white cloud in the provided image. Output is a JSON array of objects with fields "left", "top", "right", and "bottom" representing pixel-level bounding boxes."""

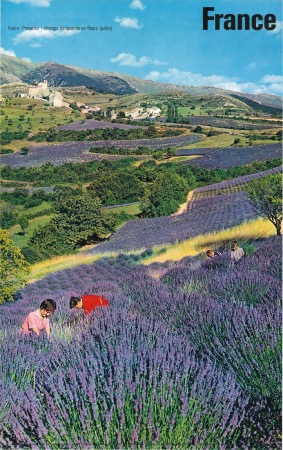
[
  {"left": 111, "top": 52, "right": 166, "bottom": 67},
  {"left": 130, "top": 0, "right": 146, "bottom": 11},
  {"left": 0, "top": 47, "right": 32, "bottom": 62},
  {"left": 114, "top": 17, "right": 143, "bottom": 29},
  {"left": 260, "top": 75, "right": 283, "bottom": 84},
  {"left": 8, "top": 0, "right": 51, "bottom": 6},
  {"left": 264, "top": 83, "right": 283, "bottom": 95},
  {"left": 13, "top": 29, "right": 80, "bottom": 44},
  {"left": 145, "top": 67, "right": 234, "bottom": 87},
  {"left": 246, "top": 63, "right": 257, "bottom": 70},
  {"left": 0, "top": 47, "right": 16, "bottom": 56},
  {"left": 145, "top": 67, "right": 282, "bottom": 96},
  {"left": 246, "top": 61, "right": 269, "bottom": 71}
]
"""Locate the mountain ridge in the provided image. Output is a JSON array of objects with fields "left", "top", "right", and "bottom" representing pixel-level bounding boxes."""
[{"left": 0, "top": 54, "right": 281, "bottom": 108}]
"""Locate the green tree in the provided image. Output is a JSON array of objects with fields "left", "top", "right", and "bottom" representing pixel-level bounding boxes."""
[
  {"left": 246, "top": 173, "right": 282, "bottom": 235},
  {"left": 0, "top": 230, "right": 30, "bottom": 303},
  {"left": 105, "top": 107, "right": 112, "bottom": 118},
  {"left": 19, "top": 216, "right": 29, "bottom": 235},
  {"left": 69, "top": 102, "right": 80, "bottom": 110},
  {"left": 20, "top": 147, "right": 30, "bottom": 155},
  {"left": 25, "top": 221, "right": 70, "bottom": 262},
  {"left": 53, "top": 193, "right": 112, "bottom": 246},
  {"left": 117, "top": 111, "right": 126, "bottom": 119},
  {"left": 164, "top": 148, "right": 176, "bottom": 158},
  {"left": 142, "top": 171, "right": 188, "bottom": 217},
  {"left": 0, "top": 206, "right": 18, "bottom": 228},
  {"left": 26, "top": 192, "right": 114, "bottom": 262},
  {"left": 167, "top": 102, "right": 178, "bottom": 123},
  {"left": 88, "top": 169, "right": 144, "bottom": 206},
  {"left": 193, "top": 125, "right": 203, "bottom": 133}
]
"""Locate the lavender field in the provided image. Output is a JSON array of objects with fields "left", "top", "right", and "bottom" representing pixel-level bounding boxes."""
[
  {"left": 193, "top": 165, "right": 282, "bottom": 197},
  {"left": 88, "top": 190, "right": 258, "bottom": 254},
  {"left": 0, "top": 236, "right": 281, "bottom": 448},
  {"left": 1, "top": 134, "right": 201, "bottom": 168},
  {"left": 185, "top": 115, "right": 281, "bottom": 130},
  {"left": 86, "top": 167, "right": 282, "bottom": 255},
  {"left": 57, "top": 119, "right": 147, "bottom": 131},
  {"left": 177, "top": 143, "right": 282, "bottom": 169}
]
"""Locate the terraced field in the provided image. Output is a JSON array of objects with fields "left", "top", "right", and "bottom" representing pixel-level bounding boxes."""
[
  {"left": 193, "top": 165, "right": 282, "bottom": 197},
  {"left": 86, "top": 191, "right": 256, "bottom": 254},
  {"left": 57, "top": 119, "right": 146, "bottom": 131},
  {"left": 185, "top": 115, "right": 282, "bottom": 130},
  {"left": 177, "top": 143, "right": 282, "bottom": 169},
  {"left": 86, "top": 167, "right": 281, "bottom": 255},
  {"left": 1, "top": 134, "right": 202, "bottom": 168}
]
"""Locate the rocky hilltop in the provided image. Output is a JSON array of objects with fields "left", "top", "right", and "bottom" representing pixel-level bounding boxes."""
[
  {"left": 1, "top": 54, "right": 282, "bottom": 108},
  {"left": 21, "top": 61, "right": 137, "bottom": 95}
]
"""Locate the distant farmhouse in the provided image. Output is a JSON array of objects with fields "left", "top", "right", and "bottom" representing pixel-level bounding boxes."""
[
  {"left": 22, "top": 81, "right": 69, "bottom": 108},
  {"left": 146, "top": 106, "right": 161, "bottom": 118},
  {"left": 81, "top": 106, "right": 101, "bottom": 114},
  {"left": 126, "top": 106, "right": 161, "bottom": 120}
]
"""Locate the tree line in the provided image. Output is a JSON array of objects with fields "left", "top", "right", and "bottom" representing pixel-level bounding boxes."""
[{"left": 28, "top": 125, "right": 183, "bottom": 143}]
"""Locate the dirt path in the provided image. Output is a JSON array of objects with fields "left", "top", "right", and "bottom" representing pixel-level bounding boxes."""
[{"left": 172, "top": 189, "right": 195, "bottom": 216}]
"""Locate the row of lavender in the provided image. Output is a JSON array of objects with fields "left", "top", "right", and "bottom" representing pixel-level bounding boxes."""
[
  {"left": 178, "top": 142, "right": 282, "bottom": 169},
  {"left": 87, "top": 190, "right": 257, "bottom": 254},
  {"left": 184, "top": 115, "right": 281, "bottom": 130},
  {"left": 1, "top": 134, "right": 201, "bottom": 169},
  {"left": 192, "top": 165, "right": 282, "bottom": 195},
  {"left": 57, "top": 119, "right": 147, "bottom": 131},
  {"left": 58, "top": 117, "right": 280, "bottom": 131},
  {"left": 0, "top": 236, "right": 281, "bottom": 448}
]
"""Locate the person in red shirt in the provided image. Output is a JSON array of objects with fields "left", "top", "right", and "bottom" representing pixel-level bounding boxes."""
[{"left": 69, "top": 295, "right": 109, "bottom": 315}]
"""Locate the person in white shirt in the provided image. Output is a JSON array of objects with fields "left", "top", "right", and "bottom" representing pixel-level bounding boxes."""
[{"left": 230, "top": 241, "right": 245, "bottom": 263}]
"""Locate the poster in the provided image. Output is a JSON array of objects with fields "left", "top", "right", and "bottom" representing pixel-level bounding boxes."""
[{"left": 0, "top": 0, "right": 282, "bottom": 448}]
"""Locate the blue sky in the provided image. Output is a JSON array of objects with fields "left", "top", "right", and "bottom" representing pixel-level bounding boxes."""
[{"left": 1, "top": 0, "right": 282, "bottom": 96}]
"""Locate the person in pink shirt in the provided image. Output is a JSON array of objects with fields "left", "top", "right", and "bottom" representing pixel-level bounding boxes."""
[{"left": 22, "top": 299, "right": 56, "bottom": 336}]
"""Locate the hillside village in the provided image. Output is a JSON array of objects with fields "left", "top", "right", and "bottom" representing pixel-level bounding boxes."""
[
  {"left": 19, "top": 80, "right": 69, "bottom": 108},
  {"left": 17, "top": 80, "right": 162, "bottom": 119}
]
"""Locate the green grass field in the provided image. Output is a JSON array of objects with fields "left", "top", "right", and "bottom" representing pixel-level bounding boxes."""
[
  {"left": 9, "top": 214, "right": 52, "bottom": 248},
  {"left": 103, "top": 203, "right": 142, "bottom": 216},
  {"left": 183, "top": 128, "right": 279, "bottom": 149},
  {"left": 7, "top": 202, "right": 139, "bottom": 250},
  {"left": 1, "top": 98, "right": 77, "bottom": 150},
  {"left": 20, "top": 201, "right": 53, "bottom": 216}
]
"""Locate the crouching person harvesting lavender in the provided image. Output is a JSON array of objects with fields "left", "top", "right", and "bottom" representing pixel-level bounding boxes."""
[
  {"left": 22, "top": 299, "right": 57, "bottom": 337},
  {"left": 70, "top": 295, "right": 110, "bottom": 315}
]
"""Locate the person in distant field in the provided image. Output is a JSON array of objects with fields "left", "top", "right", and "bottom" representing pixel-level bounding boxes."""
[
  {"left": 205, "top": 249, "right": 222, "bottom": 268},
  {"left": 206, "top": 249, "right": 221, "bottom": 258},
  {"left": 230, "top": 241, "right": 245, "bottom": 263},
  {"left": 22, "top": 299, "right": 56, "bottom": 336},
  {"left": 70, "top": 294, "right": 110, "bottom": 316}
]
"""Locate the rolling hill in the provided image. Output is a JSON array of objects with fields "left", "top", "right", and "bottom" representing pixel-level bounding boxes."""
[
  {"left": 21, "top": 61, "right": 137, "bottom": 95},
  {"left": 1, "top": 54, "right": 282, "bottom": 108}
]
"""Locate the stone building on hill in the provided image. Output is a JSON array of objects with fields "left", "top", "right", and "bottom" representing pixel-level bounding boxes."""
[
  {"left": 27, "top": 80, "right": 50, "bottom": 98},
  {"left": 26, "top": 80, "right": 69, "bottom": 107},
  {"left": 49, "top": 91, "right": 69, "bottom": 108}
]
